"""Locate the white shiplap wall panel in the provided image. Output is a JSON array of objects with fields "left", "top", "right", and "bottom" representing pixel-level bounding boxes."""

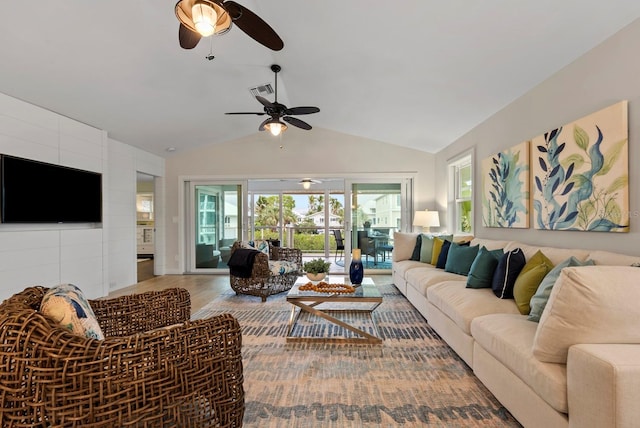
[
  {"left": 107, "top": 139, "right": 138, "bottom": 291},
  {"left": 0, "top": 94, "right": 59, "bottom": 131},
  {"left": 59, "top": 150, "right": 103, "bottom": 174},
  {"left": 60, "top": 229, "right": 104, "bottom": 298},
  {"left": 59, "top": 116, "right": 103, "bottom": 143},
  {"left": 0, "top": 115, "right": 59, "bottom": 147},
  {"left": 1, "top": 264, "right": 61, "bottom": 297}
]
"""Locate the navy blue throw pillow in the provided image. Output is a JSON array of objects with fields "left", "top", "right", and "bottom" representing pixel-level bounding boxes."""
[
  {"left": 491, "top": 248, "right": 526, "bottom": 299},
  {"left": 435, "top": 240, "right": 451, "bottom": 269},
  {"left": 410, "top": 234, "right": 422, "bottom": 261}
]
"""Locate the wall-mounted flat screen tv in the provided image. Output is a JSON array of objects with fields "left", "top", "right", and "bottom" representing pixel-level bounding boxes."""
[{"left": 0, "top": 154, "right": 102, "bottom": 223}]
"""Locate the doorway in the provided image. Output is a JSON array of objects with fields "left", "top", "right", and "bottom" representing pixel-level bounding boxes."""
[{"left": 136, "top": 172, "right": 155, "bottom": 282}]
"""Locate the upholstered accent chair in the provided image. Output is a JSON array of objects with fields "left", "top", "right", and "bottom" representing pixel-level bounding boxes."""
[
  {"left": 0, "top": 286, "right": 244, "bottom": 427},
  {"left": 229, "top": 240, "right": 302, "bottom": 302}
]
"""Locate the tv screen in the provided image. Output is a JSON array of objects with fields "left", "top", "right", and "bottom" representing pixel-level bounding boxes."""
[{"left": 1, "top": 155, "right": 102, "bottom": 223}]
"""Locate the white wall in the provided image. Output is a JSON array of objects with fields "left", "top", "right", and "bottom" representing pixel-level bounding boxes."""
[
  {"left": 0, "top": 92, "right": 164, "bottom": 301},
  {"left": 434, "top": 19, "right": 640, "bottom": 256},
  {"left": 107, "top": 139, "right": 164, "bottom": 292},
  {"left": 163, "top": 127, "right": 436, "bottom": 273}
]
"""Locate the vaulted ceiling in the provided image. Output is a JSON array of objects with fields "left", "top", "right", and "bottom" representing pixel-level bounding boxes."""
[{"left": 1, "top": 1, "right": 639, "bottom": 157}]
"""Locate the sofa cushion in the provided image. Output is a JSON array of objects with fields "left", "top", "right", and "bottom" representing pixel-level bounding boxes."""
[
  {"left": 491, "top": 248, "right": 526, "bottom": 299},
  {"left": 242, "top": 240, "right": 270, "bottom": 256},
  {"left": 268, "top": 260, "right": 298, "bottom": 275},
  {"left": 410, "top": 234, "right": 422, "bottom": 261},
  {"left": 419, "top": 234, "right": 435, "bottom": 263},
  {"left": 393, "top": 232, "right": 420, "bottom": 262},
  {"left": 405, "top": 268, "right": 466, "bottom": 295},
  {"left": 504, "top": 242, "right": 590, "bottom": 265},
  {"left": 471, "top": 314, "right": 568, "bottom": 413},
  {"left": 40, "top": 284, "right": 104, "bottom": 340},
  {"left": 586, "top": 250, "right": 640, "bottom": 266},
  {"left": 445, "top": 243, "right": 479, "bottom": 276},
  {"left": 469, "top": 238, "right": 512, "bottom": 251},
  {"left": 513, "top": 251, "right": 554, "bottom": 315},
  {"left": 467, "top": 246, "right": 503, "bottom": 289},
  {"left": 528, "top": 256, "right": 595, "bottom": 322},
  {"left": 427, "top": 281, "right": 520, "bottom": 335},
  {"left": 393, "top": 259, "right": 430, "bottom": 280},
  {"left": 533, "top": 266, "right": 640, "bottom": 364}
]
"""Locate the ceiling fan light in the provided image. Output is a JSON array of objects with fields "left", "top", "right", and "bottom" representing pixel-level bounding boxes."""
[
  {"left": 192, "top": 1, "right": 217, "bottom": 37},
  {"left": 300, "top": 179, "right": 313, "bottom": 189},
  {"left": 265, "top": 120, "right": 287, "bottom": 136}
]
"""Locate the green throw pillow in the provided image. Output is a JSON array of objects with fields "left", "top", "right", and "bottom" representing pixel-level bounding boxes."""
[
  {"left": 444, "top": 243, "right": 479, "bottom": 276},
  {"left": 466, "top": 246, "right": 504, "bottom": 289},
  {"left": 419, "top": 234, "right": 435, "bottom": 263},
  {"left": 513, "top": 250, "right": 554, "bottom": 315},
  {"left": 528, "top": 257, "right": 595, "bottom": 322}
]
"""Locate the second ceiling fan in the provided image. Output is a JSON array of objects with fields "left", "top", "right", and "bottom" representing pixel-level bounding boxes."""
[{"left": 226, "top": 64, "right": 320, "bottom": 136}]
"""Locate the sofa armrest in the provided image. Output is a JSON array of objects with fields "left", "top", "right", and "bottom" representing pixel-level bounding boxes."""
[
  {"left": 568, "top": 344, "right": 640, "bottom": 428},
  {"left": 90, "top": 288, "right": 191, "bottom": 337}
]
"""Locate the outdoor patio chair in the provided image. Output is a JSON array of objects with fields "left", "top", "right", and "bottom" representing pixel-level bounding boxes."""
[
  {"left": 333, "top": 229, "right": 345, "bottom": 262},
  {"left": 0, "top": 286, "right": 244, "bottom": 427}
]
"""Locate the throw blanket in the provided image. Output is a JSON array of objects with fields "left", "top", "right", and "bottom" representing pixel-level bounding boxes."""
[{"left": 228, "top": 248, "right": 261, "bottom": 278}]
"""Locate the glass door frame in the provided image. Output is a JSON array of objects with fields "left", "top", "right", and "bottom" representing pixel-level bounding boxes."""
[
  {"left": 182, "top": 179, "right": 248, "bottom": 273},
  {"left": 343, "top": 177, "right": 414, "bottom": 270}
]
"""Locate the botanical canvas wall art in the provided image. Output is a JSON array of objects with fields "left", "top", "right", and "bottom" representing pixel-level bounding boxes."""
[
  {"left": 482, "top": 141, "right": 530, "bottom": 228},
  {"left": 532, "top": 101, "right": 629, "bottom": 232}
]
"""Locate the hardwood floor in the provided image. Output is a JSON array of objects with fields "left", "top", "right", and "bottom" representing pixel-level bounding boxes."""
[
  {"left": 108, "top": 275, "right": 232, "bottom": 313},
  {"left": 108, "top": 274, "right": 393, "bottom": 314}
]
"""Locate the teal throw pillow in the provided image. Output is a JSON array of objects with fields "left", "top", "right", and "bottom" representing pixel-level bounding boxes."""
[
  {"left": 466, "top": 246, "right": 504, "bottom": 289},
  {"left": 419, "top": 234, "right": 435, "bottom": 263},
  {"left": 445, "top": 243, "right": 479, "bottom": 276},
  {"left": 528, "top": 256, "right": 595, "bottom": 322}
]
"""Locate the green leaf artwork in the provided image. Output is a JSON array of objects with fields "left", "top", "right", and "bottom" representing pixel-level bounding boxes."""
[
  {"left": 482, "top": 141, "right": 530, "bottom": 228},
  {"left": 532, "top": 101, "right": 629, "bottom": 232}
]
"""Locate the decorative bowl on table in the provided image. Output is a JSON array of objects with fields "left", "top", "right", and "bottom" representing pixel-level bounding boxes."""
[{"left": 306, "top": 272, "right": 327, "bottom": 282}]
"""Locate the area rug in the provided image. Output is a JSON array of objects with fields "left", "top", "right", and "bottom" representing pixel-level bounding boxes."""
[{"left": 192, "top": 280, "right": 521, "bottom": 427}]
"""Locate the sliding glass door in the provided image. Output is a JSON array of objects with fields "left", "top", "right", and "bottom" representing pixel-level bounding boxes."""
[
  {"left": 347, "top": 179, "right": 412, "bottom": 270},
  {"left": 186, "top": 181, "right": 244, "bottom": 272}
]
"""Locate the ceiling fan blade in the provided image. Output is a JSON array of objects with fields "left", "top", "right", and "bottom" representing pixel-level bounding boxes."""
[
  {"left": 255, "top": 96, "right": 276, "bottom": 108},
  {"left": 258, "top": 118, "right": 270, "bottom": 131},
  {"left": 223, "top": 1, "right": 284, "bottom": 51},
  {"left": 225, "top": 112, "right": 267, "bottom": 115},
  {"left": 283, "top": 116, "right": 312, "bottom": 130},
  {"left": 178, "top": 23, "right": 201, "bottom": 49},
  {"left": 284, "top": 106, "right": 320, "bottom": 115}
]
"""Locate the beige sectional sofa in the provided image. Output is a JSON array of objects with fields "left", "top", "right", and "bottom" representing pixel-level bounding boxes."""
[{"left": 392, "top": 232, "right": 640, "bottom": 428}]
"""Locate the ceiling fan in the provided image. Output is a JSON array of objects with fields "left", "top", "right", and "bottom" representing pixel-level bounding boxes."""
[
  {"left": 175, "top": 0, "right": 284, "bottom": 51},
  {"left": 226, "top": 64, "right": 320, "bottom": 136}
]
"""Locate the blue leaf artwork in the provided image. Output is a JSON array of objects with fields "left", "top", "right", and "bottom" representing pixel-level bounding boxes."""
[
  {"left": 532, "top": 101, "right": 629, "bottom": 232},
  {"left": 482, "top": 141, "right": 530, "bottom": 228}
]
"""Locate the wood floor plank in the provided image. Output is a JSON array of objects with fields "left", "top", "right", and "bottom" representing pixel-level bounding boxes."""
[{"left": 108, "top": 274, "right": 392, "bottom": 313}]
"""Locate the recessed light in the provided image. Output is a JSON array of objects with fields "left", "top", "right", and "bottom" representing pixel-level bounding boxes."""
[{"left": 166, "top": 147, "right": 176, "bottom": 152}]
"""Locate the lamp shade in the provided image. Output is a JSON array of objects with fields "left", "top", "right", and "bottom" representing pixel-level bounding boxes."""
[{"left": 413, "top": 210, "right": 440, "bottom": 232}]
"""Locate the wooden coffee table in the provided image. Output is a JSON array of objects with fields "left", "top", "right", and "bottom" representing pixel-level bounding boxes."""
[{"left": 286, "top": 275, "right": 383, "bottom": 344}]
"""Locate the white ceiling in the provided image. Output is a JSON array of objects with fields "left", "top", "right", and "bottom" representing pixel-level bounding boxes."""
[{"left": 1, "top": 1, "right": 639, "bottom": 157}]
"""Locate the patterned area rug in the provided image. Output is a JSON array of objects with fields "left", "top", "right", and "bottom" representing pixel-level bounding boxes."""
[{"left": 192, "top": 280, "right": 521, "bottom": 427}]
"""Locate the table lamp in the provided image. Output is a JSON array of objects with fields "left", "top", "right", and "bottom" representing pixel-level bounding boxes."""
[{"left": 413, "top": 210, "right": 440, "bottom": 233}]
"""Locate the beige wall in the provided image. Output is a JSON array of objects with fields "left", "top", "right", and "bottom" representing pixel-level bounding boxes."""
[
  {"left": 434, "top": 19, "right": 640, "bottom": 256},
  {"left": 163, "top": 127, "right": 436, "bottom": 273}
]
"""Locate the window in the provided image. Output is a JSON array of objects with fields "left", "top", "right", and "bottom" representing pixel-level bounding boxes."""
[{"left": 449, "top": 153, "right": 473, "bottom": 234}]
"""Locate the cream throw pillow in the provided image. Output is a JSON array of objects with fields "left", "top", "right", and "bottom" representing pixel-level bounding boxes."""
[{"left": 533, "top": 266, "right": 640, "bottom": 363}]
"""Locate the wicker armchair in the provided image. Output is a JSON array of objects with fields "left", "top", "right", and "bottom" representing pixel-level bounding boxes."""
[
  {"left": 229, "top": 241, "right": 302, "bottom": 302},
  {"left": 0, "top": 287, "right": 244, "bottom": 428}
]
